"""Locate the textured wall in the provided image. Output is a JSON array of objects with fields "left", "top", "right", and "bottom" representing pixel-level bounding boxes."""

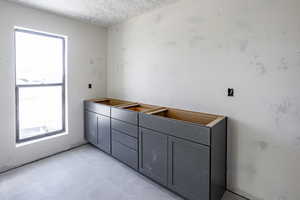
[
  {"left": 107, "top": 0, "right": 300, "bottom": 199},
  {"left": 0, "top": 1, "right": 107, "bottom": 172}
]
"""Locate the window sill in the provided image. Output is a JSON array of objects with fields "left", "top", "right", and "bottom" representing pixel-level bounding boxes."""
[{"left": 16, "top": 132, "right": 68, "bottom": 148}]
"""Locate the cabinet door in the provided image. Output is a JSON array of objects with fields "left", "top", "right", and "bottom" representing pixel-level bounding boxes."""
[
  {"left": 168, "top": 137, "right": 210, "bottom": 200},
  {"left": 84, "top": 111, "right": 98, "bottom": 145},
  {"left": 97, "top": 115, "right": 111, "bottom": 154},
  {"left": 139, "top": 128, "right": 168, "bottom": 186}
]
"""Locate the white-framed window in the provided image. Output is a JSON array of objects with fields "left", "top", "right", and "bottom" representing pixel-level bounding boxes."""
[{"left": 14, "top": 28, "right": 66, "bottom": 143}]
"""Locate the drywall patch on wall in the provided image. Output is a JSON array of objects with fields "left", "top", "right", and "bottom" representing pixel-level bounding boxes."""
[
  {"left": 249, "top": 55, "right": 269, "bottom": 76},
  {"left": 271, "top": 98, "right": 293, "bottom": 127},
  {"left": 189, "top": 36, "right": 205, "bottom": 48},
  {"left": 239, "top": 40, "right": 249, "bottom": 52},
  {"left": 257, "top": 141, "right": 268, "bottom": 151},
  {"left": 278, "top": 57, "right": 289, "bottom": 71},
  {"left": 255, "top": 62, "right": 267, "bottom": 75},
  {"left": 235, "top": 20, "right": 252, "bottom": 32},
  {"left": 275, "top": 99, "right": 292, "bottom": 115},
  {"left": 295, "top": 137, "right": 300, "bottom": 146},
  {"left": 241, "top": 163, "right": 257, "bottom": 178},
  {"left": 217, "top": 8, "right": 223, "bottom": 17},
  {"left": 165, "top": 41, "right": 177, "bottom": 47},
  {"left": 217, "top": 44, "right": 223, "bottom": 49},
  {"left": 89, "top": 57, "right": 105, "bottom": 78},
  {"left": 154, "top": 14, "right": 163, "bottom": 24},
  {"left": 187, "top": 16, "right": 205, "bottom": 25}
]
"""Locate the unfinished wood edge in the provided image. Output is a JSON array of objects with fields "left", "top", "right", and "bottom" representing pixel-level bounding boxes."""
[
  {"left": 87, "top": 98, "right": 108, "bottom": 102},
  {"left": 144, "top": 108, "right": 168, "bottom": 114},
  {"left": 133, "top": 102, "right": 163, "bottom": 110},
  {"left": 167, "top": 107, "right": 220, "bottom": 119},
  {"left": 85, "top": 98, "right": 226, "bottom": 127},
  {"left": 206, "top": 116, "right": 226, "bottom": 127},
  {"left": 116, "top": 103, "right": 139, "bottom": 108},
  {"left": 106, "top": 97, "right": 131, "bottom": 102}
]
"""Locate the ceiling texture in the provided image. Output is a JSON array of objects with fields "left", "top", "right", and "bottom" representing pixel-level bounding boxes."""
[{"left": 7, "top": 0, "right": 179, "bottom": 27}]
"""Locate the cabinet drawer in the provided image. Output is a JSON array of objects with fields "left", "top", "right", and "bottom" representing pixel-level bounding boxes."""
[
  {"left": 139, "top": 113, "right": 210, "bottom": 145},
  {"left": 112, "top": 141, "right": 138, "bottom": 169},
  {"left": 111, "top": 119, "right": 138, "bottom": 138},
  {"left": 84, "top": 101, "right": 110, "bottom": 117},
  {"left": 111, "top": 107, "right": 138, "bottom": 125},
  {"left": 112, "top": 130, "right": 138, "bottom": 150}
]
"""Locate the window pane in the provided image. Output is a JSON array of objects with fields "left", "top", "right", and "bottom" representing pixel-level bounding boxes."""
[
  {"left": 15, "top": 31, "right": 64, "bottom": 85},
  {"left": 18, "top": 86, "right": 63, "bottom": 140}
]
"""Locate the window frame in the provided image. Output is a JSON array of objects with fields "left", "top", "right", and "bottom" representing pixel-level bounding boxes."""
[{"left": 14, "top": 28, "right": 66, "bottom": 143}]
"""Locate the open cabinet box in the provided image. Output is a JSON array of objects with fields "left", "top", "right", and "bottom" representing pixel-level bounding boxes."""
[
  {"left": 117, "top": 103, "right": 164, "bottom": 113},
  {"left": 145, "top": 107, "right": 224, "bottom": 127},
  {"left": 88, "top": 98, "right": 135, "bottom": 107}
]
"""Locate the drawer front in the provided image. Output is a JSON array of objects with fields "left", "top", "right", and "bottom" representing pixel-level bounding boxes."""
[
  {"left": 84, "top": 101, "right": 110, "bottom": 117},
  {"left": 111, "top": 119, "right": 138, "bottom": 138},
  {"left": 112, "top": 141, "right": 138, "bottom": 170},
  {"left": 139, "top": 113, "right": 210, "bottom": 145},
  {"left": 111, "top": 107, "right": 138, "bottom": 125},
  {"left": 112, "top": 130, "right": 138, "bottom": 150}
]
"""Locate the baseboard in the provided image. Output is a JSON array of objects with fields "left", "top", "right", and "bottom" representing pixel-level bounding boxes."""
[
  {"left": 226, "top": 189, "right": 252, "bottom": 200},
  {"left": 0, "top": 143, "right": 88, "bottom": 175}
]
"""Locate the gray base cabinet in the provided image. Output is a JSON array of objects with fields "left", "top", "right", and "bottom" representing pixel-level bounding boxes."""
[
  {"left": 139, "top": 112, "right": 227, "bottom": 200},
  {"left": 139, "top": 128, "right": 168, "bottom": 186},
  {"left": 139, "top": 128, "right": 210, "bottom": 200},
  {"left": 84, "top": 99, "right": 227, "bottom": 200}
]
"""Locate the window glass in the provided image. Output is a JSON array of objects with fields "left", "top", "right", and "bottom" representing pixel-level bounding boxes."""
[
  {"left": 15, "top": 31, "right": 64, "bottom": 85},
  {"left": 18, "top": 86, "right": 63, "bottom": 140},
  {"left": 15, "top": 29, "right": 66, "bottom": 142}
]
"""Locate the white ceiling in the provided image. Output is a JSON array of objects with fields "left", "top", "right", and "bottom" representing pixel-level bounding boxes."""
[{"left": 7, "top": 0, "right": 179, "bottom": 27}]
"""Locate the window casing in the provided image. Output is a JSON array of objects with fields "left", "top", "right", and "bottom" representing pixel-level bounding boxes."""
[{"left": 15, "top": 28, "right": 66, "bottom": 143}]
